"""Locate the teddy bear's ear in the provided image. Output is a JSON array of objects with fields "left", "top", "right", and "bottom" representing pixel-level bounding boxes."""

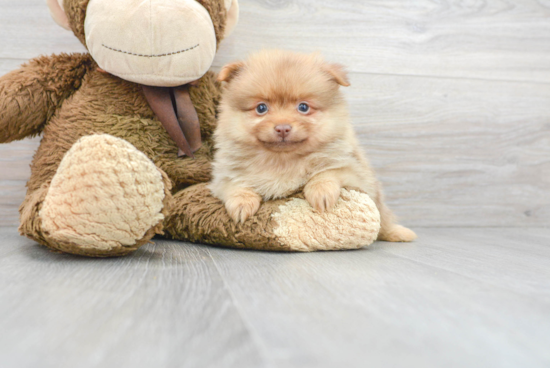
[
  {"left": 47, "top": 0, "right": 71, "bottom": 30},
  {"left": 323, "top": 63, "right": 351, "bottom": 87},
  {"left": 217, "top": 61, "right": 245, "bottom": 83},
  {"left": 223, "top": 0, "right": 240, "bottom": 38}
]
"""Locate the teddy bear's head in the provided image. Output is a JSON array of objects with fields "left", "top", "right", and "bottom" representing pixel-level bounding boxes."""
[{"left": 47, "top": 0, "right": 239, "bottom": 87}]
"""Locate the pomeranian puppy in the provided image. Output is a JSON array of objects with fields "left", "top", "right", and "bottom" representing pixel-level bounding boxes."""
[{"left": 210, "top": 50, "right": 416, "bottom": 242}]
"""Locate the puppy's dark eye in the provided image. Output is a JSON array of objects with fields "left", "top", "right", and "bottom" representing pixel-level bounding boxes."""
[
  {"left": 256, "top": 103, "right": 268, "bottom": 115},
  {"left": 298, "top": 103, "right": 310, "bottom": 114}
]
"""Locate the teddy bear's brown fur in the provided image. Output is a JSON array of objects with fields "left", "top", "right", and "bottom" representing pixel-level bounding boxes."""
[{"left": 0, "top": 0, "right": 382, "bottom": 257}]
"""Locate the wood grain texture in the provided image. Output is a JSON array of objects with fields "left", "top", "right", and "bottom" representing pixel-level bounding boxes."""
[
  {"left": 346, "top": 73, "right": 550, "bottom": 227},
  {"left": 0, "top": 0, "right": 85, "bottom": 58},
  {"left": 1, "top": 0, "right": 550, "bottom": 227},
  {"left": 0, "top": 228, "right": 266, "bottom": 368},
  {"left": 213, "top": 0, "right": 550, "bottom": 83},
  {"left": 0, "top": 137, "right": 39, "bottom": 226},
  {"left": 1, "top": 226, "right": 549, "bottom": 368},
  {"left": 208, "top": 227, "right": 550, "bottom": 368}
]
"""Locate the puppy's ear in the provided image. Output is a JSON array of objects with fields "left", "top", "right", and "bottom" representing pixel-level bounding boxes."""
[
  {"left": 217, "top": 61, "right": 245, "bottom": 83},
  {"left": 323, "top": 63, "right": 351, "bottom": 87}
]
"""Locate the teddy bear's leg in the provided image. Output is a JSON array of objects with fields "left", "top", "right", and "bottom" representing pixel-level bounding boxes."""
[
  {"left": 18, "top": 134, "right": 172, "bottom": 257},
  {"left": 163, "top": 183, "right": 381, "bottom": 252}
]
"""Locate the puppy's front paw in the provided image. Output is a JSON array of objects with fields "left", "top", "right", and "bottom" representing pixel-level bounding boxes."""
[
  {"left": 225, "top": 190, "right": 262, "bottom": 224},
  {"left": 304, "top": 180, "right": 341, "bottom": 213}
]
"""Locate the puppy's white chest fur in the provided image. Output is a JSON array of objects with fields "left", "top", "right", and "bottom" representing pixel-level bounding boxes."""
[
  {"left": 210, "top": 140, "right": 357, "bottom": 202},
  {"left": 240, "top": 156, "right": 312, "bottom": 199}
]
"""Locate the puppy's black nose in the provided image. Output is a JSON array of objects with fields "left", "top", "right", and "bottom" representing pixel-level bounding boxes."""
[{"left": 275, "top": 124, "right": 292, "bottom": 139}]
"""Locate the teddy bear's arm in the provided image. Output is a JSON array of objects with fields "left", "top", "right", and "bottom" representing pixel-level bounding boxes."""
[{"left": 0, "top": 53, "right": 93, "bottom": 143}]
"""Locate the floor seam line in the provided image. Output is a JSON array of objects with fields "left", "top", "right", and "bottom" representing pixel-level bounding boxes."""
[
  {"left": 206, "top": 248, "right": 274, "bottom": 368},
  {"left": 377, "top": 248, "right": 550, "bottom": 304},
  {"left": 349, "top": 70, "right": 550, "bottom": 85}
]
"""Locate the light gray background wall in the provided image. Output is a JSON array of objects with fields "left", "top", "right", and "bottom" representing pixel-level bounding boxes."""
[{"left": 1, "top": 0, "right": 549, "bottom": 227}]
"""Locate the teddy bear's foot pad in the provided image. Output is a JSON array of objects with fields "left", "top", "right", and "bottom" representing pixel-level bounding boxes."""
[
  {"left": 271, "top": 189, "right": 381, "bottom": 251},
  {"left": 39, "top": 134, "right": 168, "bottom": 256}
]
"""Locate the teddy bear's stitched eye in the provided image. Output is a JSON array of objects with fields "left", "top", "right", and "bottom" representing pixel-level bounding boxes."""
[
  {"left": 256, "top": 103, "right": 268, "bottom": 115},
  {"left": 298, "top": 103, "right": 310, "bottom": 114}
]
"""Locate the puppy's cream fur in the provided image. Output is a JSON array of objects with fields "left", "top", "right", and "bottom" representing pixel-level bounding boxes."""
[{"left": 210, "top": 50, "right": 416, "bottom": 242}]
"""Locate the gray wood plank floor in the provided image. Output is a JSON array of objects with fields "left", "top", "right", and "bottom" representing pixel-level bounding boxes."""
[{"left": 1, "top": 227, "right": 549, "bottom": 368}]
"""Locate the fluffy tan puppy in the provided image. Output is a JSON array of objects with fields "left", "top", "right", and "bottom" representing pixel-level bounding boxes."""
[{"left": 210, "top": 50, "right": 416, "bottom": 242}]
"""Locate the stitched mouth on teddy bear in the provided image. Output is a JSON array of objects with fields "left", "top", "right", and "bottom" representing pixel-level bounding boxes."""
[{"left": 101, "top": 43, "right": 200, "bottom": 58}]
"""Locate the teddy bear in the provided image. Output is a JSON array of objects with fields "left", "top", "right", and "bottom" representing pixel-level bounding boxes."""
[{"left": 0, "top": 0, "right": 382, "bottom": 257}]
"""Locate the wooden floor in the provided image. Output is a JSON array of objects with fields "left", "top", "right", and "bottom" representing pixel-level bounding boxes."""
[{"left": 0, "top": 226, "right": 549, "bottom": 368}]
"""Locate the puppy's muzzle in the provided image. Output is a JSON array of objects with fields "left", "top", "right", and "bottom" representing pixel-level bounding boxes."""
[{"left": 275, "top": 124, "right": 292, "bottom": 139}]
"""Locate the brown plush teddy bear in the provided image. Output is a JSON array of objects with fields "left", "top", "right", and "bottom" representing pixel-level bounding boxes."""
[{"left": 0, "top": 0, "right": 382, "bottom": 257}]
